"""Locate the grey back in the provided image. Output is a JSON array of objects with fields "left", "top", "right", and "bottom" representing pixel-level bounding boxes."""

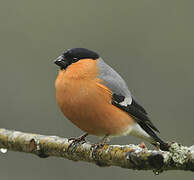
[{"left": 97, "top": 58, "right": 132, "bottom": 99}]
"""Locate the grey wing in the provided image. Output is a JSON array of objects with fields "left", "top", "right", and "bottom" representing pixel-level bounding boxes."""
[
  {"left": 96, "top": 58, "right": 160, "bottom": 134},
  {"left": 97, "top": 58, "right": 132, "bottom": 100}
]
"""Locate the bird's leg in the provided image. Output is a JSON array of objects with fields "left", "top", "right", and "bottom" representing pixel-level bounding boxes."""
[
  {"left": 92, "top": 134, "right": 110, "bottom": 149},
  {"left": 98, "top": 134, "right": 110, "bottom": 144},
  {"left": 68, "top": 133, "right": 88, "bottom": 143},
  {"left": 67, "top": 133, "right": 88, "bottom": 152}
]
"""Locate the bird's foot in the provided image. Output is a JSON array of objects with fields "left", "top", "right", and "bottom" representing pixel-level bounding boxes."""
[
  {"left": 68, "top": 133, "right": 88, "bottom": 144},
  {"left": 67, "top": 133, "right": 88, "bottom": 153},
  {"left": 91, "top": 134, "right": 110, "bottom": 150}
]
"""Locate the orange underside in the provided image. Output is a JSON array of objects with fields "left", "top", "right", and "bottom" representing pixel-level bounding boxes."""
[{"left": 55, "top": 59, "right": 134, "bottom": 136}]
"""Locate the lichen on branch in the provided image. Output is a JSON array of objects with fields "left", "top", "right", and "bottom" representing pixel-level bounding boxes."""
[{"left": 0, "top": 128, "right": 193, "bottom": 173}]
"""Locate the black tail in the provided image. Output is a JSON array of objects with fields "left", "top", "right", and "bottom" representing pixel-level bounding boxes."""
[
  {"left": 159, "top": 142, "right": 169, "bottom": 151},
  {"left": 138, "top": 122, "right": 169, "bottom": 151},
  {"left": 152, "top": 137, "right": 169, "bottom": 151}
]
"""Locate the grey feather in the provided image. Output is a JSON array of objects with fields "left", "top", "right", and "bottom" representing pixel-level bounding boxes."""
[
  {"left": 97, "top": 58, "right": 160, "bottom": 133},
  {"left": 96, "top": 58, "right": 168, "bottom": 150},
  {"left": 97, "top": 58, "right": 132, "bottom": 102}
]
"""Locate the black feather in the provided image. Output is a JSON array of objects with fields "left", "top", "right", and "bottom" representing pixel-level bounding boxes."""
[
  {"left": 112, "top": 95, "right": 160, "bottom": 133},
  {"left": 112, "top": 94, "right": 169, "bottom": 151},
  {"left": 131, "top": 99, "right": 148, "bottom": 115}
]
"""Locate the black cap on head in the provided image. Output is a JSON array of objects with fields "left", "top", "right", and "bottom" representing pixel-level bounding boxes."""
[
  {"left": 54, "top": 48, "right": 99, "bottom": 69},
  {"left": 64, "top": 48, "right": 99, "bottom": 61}
]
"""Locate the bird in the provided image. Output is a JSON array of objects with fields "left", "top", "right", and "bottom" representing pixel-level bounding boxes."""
[{"left": 54, "top": 48, "right": 169, "bottom": 151}]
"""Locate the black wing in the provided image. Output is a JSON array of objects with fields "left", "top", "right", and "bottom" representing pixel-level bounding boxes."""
[
  {"left": 112, "top": 93, "right": 169, "bottom": 151},
  {"left": 112, "top": 93, "right": 160, "bottom": 133}
]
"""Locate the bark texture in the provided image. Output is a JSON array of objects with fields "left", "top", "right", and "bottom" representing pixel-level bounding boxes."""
[{"left": 0, "top": 128, "right": 194, "bottom": 173}]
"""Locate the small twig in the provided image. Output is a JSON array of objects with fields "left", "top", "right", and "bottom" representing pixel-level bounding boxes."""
[{"left": 0, "top": 128, "right": 193, "bottom": 173}]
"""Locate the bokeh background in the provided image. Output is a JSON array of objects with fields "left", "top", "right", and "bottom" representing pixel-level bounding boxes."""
[{"left": 0, "top": 0, "right": 194, "bottom": 179}]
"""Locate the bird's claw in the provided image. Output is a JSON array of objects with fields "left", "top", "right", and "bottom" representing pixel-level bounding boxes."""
[
  {"left": 91, "top": 134, "right": 109, "bottom": 150},
  {"left": 91, "top": 142, "right": 106, "bottom": 150},
  {"left": 67, "top": 133, "right": 88, "bottom": 152},
  {"left": 68, "top": 136, "right": 86, "bottom": 144}
]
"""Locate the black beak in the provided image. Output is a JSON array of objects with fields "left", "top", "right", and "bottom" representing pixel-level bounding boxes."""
[{"left": 53, "top": 55, "right": 69, "bottom": 69}]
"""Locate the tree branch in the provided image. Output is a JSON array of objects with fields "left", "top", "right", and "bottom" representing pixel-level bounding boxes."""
[{"left": 0, "top": 128, "right": 193, "bottom": 173}]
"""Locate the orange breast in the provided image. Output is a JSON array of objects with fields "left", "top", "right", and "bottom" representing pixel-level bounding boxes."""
[{"left": 55, "top": 60, "right": 134, "bottom": 136}]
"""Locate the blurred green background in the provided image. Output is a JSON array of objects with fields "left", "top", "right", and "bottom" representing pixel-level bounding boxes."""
[{"left": 0, "top": 0, "right": 194, "bottom": 179}]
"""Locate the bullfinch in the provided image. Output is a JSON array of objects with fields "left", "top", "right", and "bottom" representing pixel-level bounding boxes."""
[{"left": 54, "top": 48, "right": 169, "bottom": 151}]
